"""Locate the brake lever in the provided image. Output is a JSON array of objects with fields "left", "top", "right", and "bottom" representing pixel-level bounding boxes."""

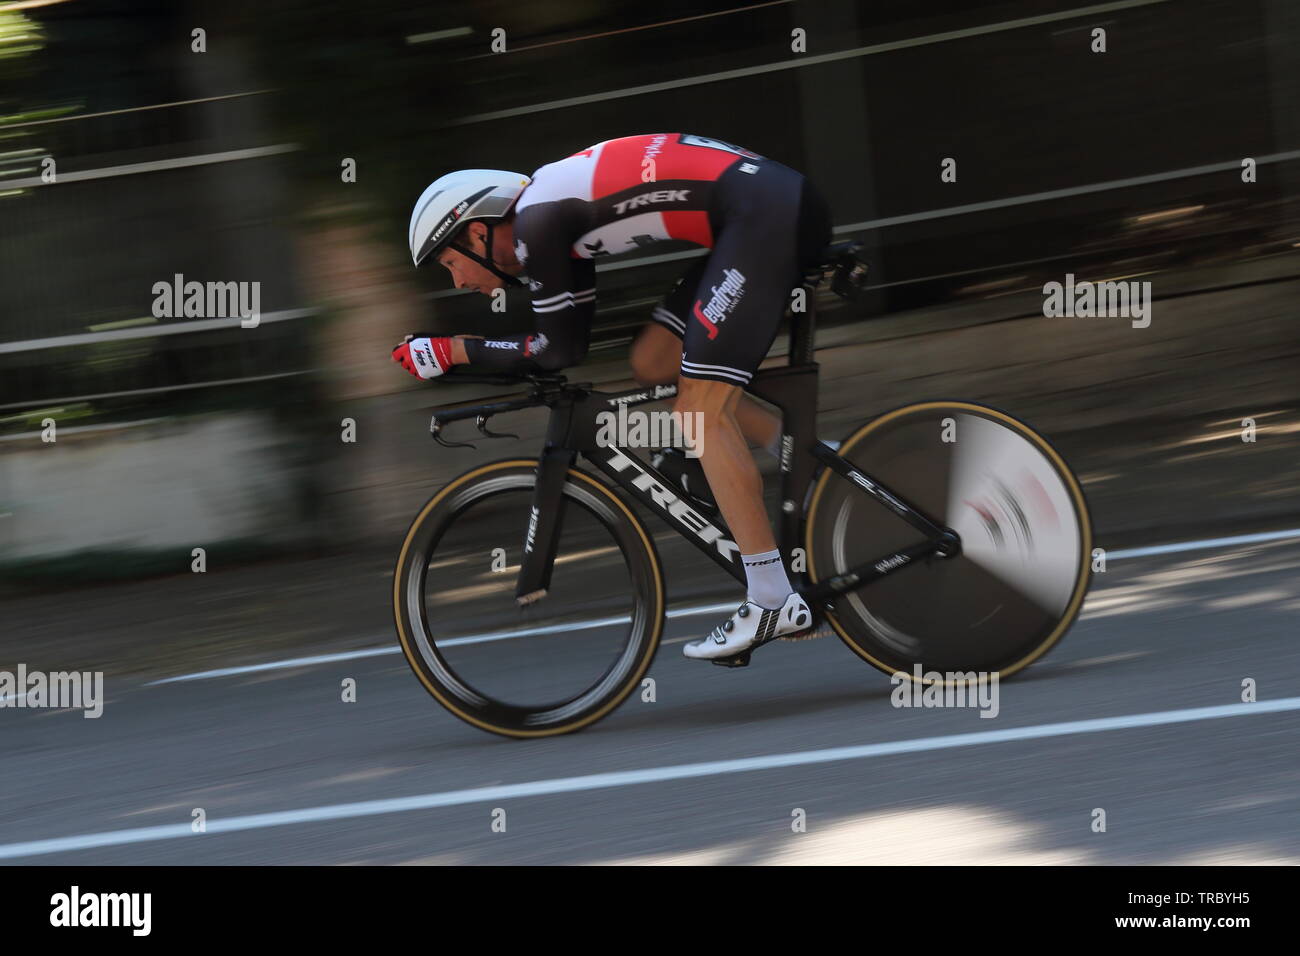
[
  {"left": 430, "top": 420, "right": 477, "bottom": 450},
  {"left": 476, "top": 415, "right": 519, "bottom": 440}
]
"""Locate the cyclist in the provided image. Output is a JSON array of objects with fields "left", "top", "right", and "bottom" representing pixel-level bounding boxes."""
[{"left": 395, "top": 133, "right": 831, "bottom": 659}]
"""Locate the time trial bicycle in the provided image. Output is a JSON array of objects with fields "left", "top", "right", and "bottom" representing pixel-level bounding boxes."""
[{"left": 394, "top": 242, "right": 1093, "bottom": 738}]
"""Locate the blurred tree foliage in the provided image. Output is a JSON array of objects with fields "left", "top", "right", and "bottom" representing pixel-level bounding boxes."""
[
  {"left": 240, "top": 1, "right": 453, "bottom": 240},
  {"left": 241, "top": 0, "right": 634, "bottom": 248}
]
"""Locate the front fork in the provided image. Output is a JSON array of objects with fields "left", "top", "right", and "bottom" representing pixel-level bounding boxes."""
[{"left": 514, "top": 446, "right": 574, "bottom": 605}]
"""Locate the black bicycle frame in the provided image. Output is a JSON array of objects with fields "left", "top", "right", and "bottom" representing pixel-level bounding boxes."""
[
  {"left": 428, "top": 272, "right": 959, "bottom": 612},
  {"left": 443, "top": 380, "right": 960, "bottom": 612}
]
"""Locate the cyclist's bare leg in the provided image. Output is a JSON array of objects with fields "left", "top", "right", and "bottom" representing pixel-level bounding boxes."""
[
  {"left": 673, "top": 376, "right": 776, "bottom": 555},
  {"left": 630, "top": 322, "right": 779, "bottom": 451}
]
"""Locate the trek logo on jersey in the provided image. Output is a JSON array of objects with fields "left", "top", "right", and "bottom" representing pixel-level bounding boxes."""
[
  {"left": 692, "top": 268, "right": 746, "bottom": 340},
  {"left": 612, "top": 189, "right": 690, "bottom": 216}
]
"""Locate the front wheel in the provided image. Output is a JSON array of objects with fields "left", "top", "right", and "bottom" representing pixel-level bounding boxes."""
[
  {"left": 805, "top": 402, "right": 1092, "bottom": 681},
  {"left": 394, "top": 459, "right": 665, "bottom": 738}
]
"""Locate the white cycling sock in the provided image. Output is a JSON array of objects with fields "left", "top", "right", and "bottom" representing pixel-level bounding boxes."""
[{"left": 743, "top": 549, "right": 792, "bottom": 610}]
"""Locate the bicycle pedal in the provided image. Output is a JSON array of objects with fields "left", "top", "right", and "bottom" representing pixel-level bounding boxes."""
[{"left": 711, "top": 651, "right": 752, "bottom": 668}]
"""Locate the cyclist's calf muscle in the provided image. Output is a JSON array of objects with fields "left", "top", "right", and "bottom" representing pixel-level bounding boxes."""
[{"left": 677, "top": 378, "right": 777, "bottom": 554}]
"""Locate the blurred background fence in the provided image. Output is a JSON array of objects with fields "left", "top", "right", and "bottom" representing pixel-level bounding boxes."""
[{"left": 1, "top": 0, "right": 1297, "bottom": 586}]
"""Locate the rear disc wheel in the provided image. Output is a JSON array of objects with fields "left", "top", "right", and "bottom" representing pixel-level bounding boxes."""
[{"left": 805, "top": 402, "right": 1092, "bottom": 680}]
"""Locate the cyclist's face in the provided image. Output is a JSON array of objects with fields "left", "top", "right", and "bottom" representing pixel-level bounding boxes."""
[{"left": 436, "top": 221, "right": 520, "bottom": 295}]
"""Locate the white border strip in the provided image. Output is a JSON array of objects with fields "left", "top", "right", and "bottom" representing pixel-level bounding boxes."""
[{"left": 1, "top": 695, "right": 1296, "bottom": 860}]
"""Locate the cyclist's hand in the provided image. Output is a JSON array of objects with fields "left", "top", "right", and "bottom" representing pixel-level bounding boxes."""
[{"left": 393, "top": 335, "right": 453, "bottom": 379}]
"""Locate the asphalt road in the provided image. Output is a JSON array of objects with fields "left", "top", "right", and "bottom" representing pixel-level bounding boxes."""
[{"left": 2, "top": 532, "right": 1298, "bottom": 865}]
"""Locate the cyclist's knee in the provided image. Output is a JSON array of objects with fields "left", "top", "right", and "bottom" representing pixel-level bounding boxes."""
[{"left": 630, "top": 323, "right": 680, "bottom": 385}]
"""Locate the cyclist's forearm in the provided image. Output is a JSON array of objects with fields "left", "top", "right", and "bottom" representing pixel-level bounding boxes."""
[
  {"left": 459, "top": 333, "right": 545, "bottom": 371},
  {"left": 447, "top": 334, "right": 527, "bottom": 369},
  {"left": 450, "top": 336, "right": 476, "bottom": 364},
  {"left": 457, "top": 330, "right": 579, "bottom": 371}
]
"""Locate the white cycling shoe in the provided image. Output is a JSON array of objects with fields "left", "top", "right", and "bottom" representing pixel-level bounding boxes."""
[{"left": 683, "top": 592, "right": 814, "bottom": 660}]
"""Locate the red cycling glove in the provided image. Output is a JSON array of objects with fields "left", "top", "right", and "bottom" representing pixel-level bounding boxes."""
[{"left": 392, "top": 336, "right": 454, "bottom": 379}]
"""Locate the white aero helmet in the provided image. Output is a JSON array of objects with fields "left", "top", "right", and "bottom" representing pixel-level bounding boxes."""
[{"left": 408, "top": 168, "right": 531, "bottom": 267}]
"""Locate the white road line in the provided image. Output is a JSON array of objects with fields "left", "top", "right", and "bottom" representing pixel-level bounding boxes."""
[
  {"left": 143, "top": 528, "right": 1299, "bottom": 686},
  {"left": 446, "top": 0, "right": 1170, "bottom": 125},
  {"left": 454, "top": 1, "right": 793, "bottom": 61},
  {"left": 145, "top": 601, "right": 738, "bottom": 686},
  {"left": 1106, "top": 528, "right": 1300, "bottom": 559},
  {"left": 145, "top": 646, "right": 399, "bottom": 686},
  {"left": 2, "top": 696, "right": 1296, "bottom": 861}
]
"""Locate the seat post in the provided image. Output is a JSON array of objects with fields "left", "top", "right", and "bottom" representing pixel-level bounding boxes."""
[{"left": 788, "top": 275, "right": 819, "bottom": 366}]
